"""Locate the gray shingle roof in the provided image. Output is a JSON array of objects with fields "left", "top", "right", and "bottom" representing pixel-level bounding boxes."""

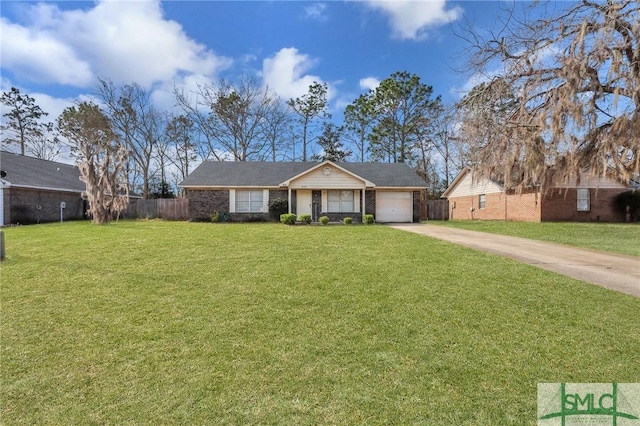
[
  {"left": 0, "top": 151, "right": 85, "bottom": 193},
  {"left": 180, "top": 161, "right": 427, "bottom": 188}
]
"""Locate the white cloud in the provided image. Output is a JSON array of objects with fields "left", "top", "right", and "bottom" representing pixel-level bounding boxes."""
[
  {"left": 0, "top": 0, "right": 231, "bottom": 88},
  {"left": 359, "top": 77, "right": 380, "bottom": 91},
  {"left": 0, "top": 18, "right": 94, "bottom": 86},
  {"left": 304, "top": 3, "right": 328, "bottom": 22},
  {"left": 151, "top": 73, "right": 216, "bottom": 114},
  {"left": 262, "top": 47, "right": 329, "bottom": 100},
  {"left": 361, "top": 0, "right": 462, "bottom": 40}
]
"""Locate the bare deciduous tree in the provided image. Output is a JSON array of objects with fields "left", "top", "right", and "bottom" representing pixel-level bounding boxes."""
[
  {"left": 210, "top": 76, "right": 277, "bottom": 161},
  {"left": 261, "top": 98, "right": 293, "bottom": 161},
  {"left": 57, "top": 102, "right": 129, "bottom": 224},
  {"left": 174, "top": 75, "right": 281, "bottom": 162},
  {"left": 27, "top": 122, "right": 62, "bottom": 161},
  {"left": 97, "top": 79, "right": 163, "bottom": 198},
  {"left": 459, "top": 0, "right": 640, "bottom": 190}
]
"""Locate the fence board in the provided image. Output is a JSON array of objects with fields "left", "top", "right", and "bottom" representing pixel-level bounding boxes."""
[
  {"left": 126, "top": 198, "right": 189, "bottom": 220},
  {"left": 426, "top": 199, "right": 449, "bottom": 220}
]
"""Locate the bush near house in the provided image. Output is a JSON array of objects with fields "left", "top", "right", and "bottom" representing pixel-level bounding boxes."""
[
  {"left": 343, "top": 217, "right": 353, "bottom": 225},
  {"left": 299, "top": 214, "right": 312, "bottom": 224},
  {"left": 319, "top": 216, "right": 329, "bottom": 225},
  {"left": 269, "top": 198, "right": 289, "bottom": 221},
  {"left": 363, "top": 214, "right": 375, "bottom": 224},
  {"left": 280, "top": 213, "right": 296, "bottom": 225}
]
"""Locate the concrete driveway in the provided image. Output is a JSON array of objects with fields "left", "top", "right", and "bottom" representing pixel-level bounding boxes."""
[{"left": 387, "top": 223, "right": 640, "bottom": 298}]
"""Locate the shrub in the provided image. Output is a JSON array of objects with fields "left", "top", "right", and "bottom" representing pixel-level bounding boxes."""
[
  {"left": 343, "top": 217, "right": 353, "bottom": 225},
  {"left": 363, "top": 214, "right": 374, "bottom": 225},
  {"left": 280, "top": 213, "right": 297, "bottom": 225},
  {"left": 269, "top": 198, "right": 288, "bottom": 221},
  {"left": 299, "top": 214, "right": 312, "bottom": 224},
  {"left": 319, "top": 216, "right": 329, "bottom": 225},
  {"left": 210, "top": 211, "right": 220, "bottom": 223}
]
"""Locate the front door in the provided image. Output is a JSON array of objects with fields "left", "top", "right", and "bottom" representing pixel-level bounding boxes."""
[{"left": 296, "top": 190, "right": 312, "bottom": 217}]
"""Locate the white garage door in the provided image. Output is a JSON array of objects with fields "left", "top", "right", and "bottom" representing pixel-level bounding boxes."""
[{"left": 376, "top": 191, "right": 413, "bottom": 223}]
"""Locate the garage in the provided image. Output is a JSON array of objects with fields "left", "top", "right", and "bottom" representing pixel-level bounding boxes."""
[{"left": 376, "top": 191, "right": 413, "bottom": 222}]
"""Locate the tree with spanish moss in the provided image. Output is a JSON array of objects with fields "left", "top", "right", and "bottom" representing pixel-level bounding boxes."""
[
  {"left": 459, "top": 0, "right": 640, "bottom": 191},
  {"left": 57, "top": 102, "right": 129, "bottom": 224}
]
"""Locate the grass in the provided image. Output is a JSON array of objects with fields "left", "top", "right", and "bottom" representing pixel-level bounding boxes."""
[
  {"left": 426, "top": 221, "right": 640, "bottom": 257},
  {"left": 1, "top": 221, "right": 639, "bottom": 425}
]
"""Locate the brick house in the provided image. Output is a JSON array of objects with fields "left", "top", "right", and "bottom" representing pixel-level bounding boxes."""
[
  {"left": 1, "top": 151, "right": 86, "bottom": 225},
  {"left": 179, "top": 160, "right": 427, "bottom": 223},
  {"left": 443, "top": 167, "right": 628, "bottom": 222}
]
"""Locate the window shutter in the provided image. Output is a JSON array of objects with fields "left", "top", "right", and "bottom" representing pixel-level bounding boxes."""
[
  {"left": 229, "top": 190, "right": 236, "bottom": 213},
  {"left": 262, "top": 190, "right": 269, "bottom": 212}
]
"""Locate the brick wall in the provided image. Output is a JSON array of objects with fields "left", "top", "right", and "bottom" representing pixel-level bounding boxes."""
[
  {"left": 320, "top": 212, "right": 362, "bottom": 222},
  {"left": 448, "top": 187, "right": 625, "bottom": 222},
  {"left": 449, "top": 191, "right": 541, "bottom": 221},
  {"left": 449, "top": 193, "right": 506, "bottom": 220},
  {"left": 2, "top": 188, "right": 10, "bottom": 225},
  {"left": 187, "top": 189, "right": 290, "bottom": 222},
  {"left": 6, "top": 188, "right": 85, "bottom": 225},
  {"left": 541, "top": 188, "right": 626, "bottom": 222},
  {"left": 365, "top": 190, "right": 375, "bottom": 216},
  {"left": 186, "top": 189, "right": 229, "bottom": 221},
  {"left": 505, "top": 190, "right": 541, "bottom": 222}
]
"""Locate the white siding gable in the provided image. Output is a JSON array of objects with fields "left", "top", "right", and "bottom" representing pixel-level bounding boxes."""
[
  {"left": 290, "top": 166, "right": 365, "bottom": 189},
  {"left": 448, "top": 173, "right": 503, "bottom": 197}
]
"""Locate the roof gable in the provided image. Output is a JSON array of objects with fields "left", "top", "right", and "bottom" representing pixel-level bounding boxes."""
[{"left": 280, "top": 161, "right": 375, "bottom": 188}]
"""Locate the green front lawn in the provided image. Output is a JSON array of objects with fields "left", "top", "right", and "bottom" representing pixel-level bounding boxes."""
[
  {"left": 427, "top": 221, "right": 640, "bottom": 257},
  {"left": 2, "top": 221, "right": 638, "bottom": 424}
]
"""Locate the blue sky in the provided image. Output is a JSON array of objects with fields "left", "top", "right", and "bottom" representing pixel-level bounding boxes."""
[{"left": 1, "top": 0, "right": 510, "bottom": 125}]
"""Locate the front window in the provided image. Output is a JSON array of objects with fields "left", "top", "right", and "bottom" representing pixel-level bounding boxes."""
[
  {"left": 327, "top": 190, "right": 354, "bottom": 212},
  {"left": 479, "top": 194, "right": 486, "bottom": 209},
  {"left": 236, "top": 190, "right": 263, "bottom": 212},
  {"left": 577, "top": 188, "right": 590, "bottom": 211}
]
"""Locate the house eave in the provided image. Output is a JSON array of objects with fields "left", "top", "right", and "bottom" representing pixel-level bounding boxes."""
[
  {"left": 374, "top": 186, "right": 427, "bottom": 190},
  {"left": 3, "top": 182, "right": 85, "bottom": 194},
  {"left": 180, "top": 185, "right": 283, "bottom": 190}
]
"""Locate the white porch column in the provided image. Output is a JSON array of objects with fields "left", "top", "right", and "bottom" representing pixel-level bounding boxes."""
[
  {"left": 362, "top": 187, "right": 366, "bottom": 220},
  {"left": 288, "top": 187, "right": 292, "bottom": 214}
]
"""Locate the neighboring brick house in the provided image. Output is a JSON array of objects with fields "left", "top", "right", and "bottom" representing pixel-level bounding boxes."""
[
  {"left": 179, "top": 160, "right": 427, "bottom": 223},
  {"left": 1, "top": 151, "right": 86, "bottom": 225},
  {"left": 443, "top": 167, "right": 628, "bottom": 222}
]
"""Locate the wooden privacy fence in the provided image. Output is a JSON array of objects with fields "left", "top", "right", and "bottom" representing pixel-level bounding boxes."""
[
  {"left": 126, "top": 198, "right": 189, "bottom": 220},
  {"left": 426, "top": 199, "right": 449, "bottom": 221}
]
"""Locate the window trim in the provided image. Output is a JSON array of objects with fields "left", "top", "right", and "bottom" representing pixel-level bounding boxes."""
[
  {"left": 326, "top": 190, "right": 355, "bottom": 213},
  {"left": 478, "top": 194, "right": 486, "bottom": 210},
  {"left": 234, "top": 189, "right": 266, "bottom": 213},
  {"left": 577, "top": 188, "right": 590, "bottom": 212}
]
